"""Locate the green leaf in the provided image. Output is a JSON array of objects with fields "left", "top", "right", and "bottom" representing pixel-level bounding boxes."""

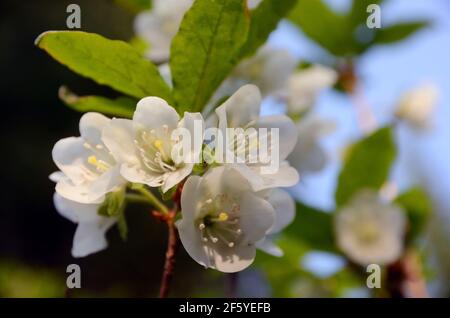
[
  {"left": 395, "top": 187, "right": 433, "bottom": 241},
  {"left": 349, "top": 0, "right": 383, "bottom": 28},
  {"left": 372, "top": 21, "right": 429, "bottom": 45},
  {"left": 114, "top": 0, "right": 151, "bottom": 14},
  {"left": 239, "top": 0, "right": 297, "bottom": 58},
  {"left": 159, "top": 185, "right": 177, "bottom": 201},
  {"left": 117, "top": 211, "right": 128, "bottom": 241},
  {"left": 289, "top": 0, "right": 352, "bottom": 56},
  {"left": 335, "top": 127, "right": 396, "bottom": 206},
  {"left": 36, "top": 31, "right": 172, "bottom": 102},
  {"left": 170, "top": 0, "right": 250, "bottom": 112},
  {"left": 98, "top": 189, "right": 128, "bottom": 241},
  {"left": 129, "top": 36, "right": 149, "bottom": 56},
  {"left": 284, "top": 202, "right": 336, "bottom": 252},
  {"left": 98, "top": 189, "right": 126, "bottom": 218},
  {"left": 59, "top": 86, "right": 137, "bottom": 118}
]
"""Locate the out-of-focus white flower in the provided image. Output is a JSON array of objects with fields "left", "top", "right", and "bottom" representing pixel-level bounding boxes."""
[
  {"left": 216, "top": 45, "right": 297, "bottom": 99},
  {"left": 286, "top": 64, "right": 338, "bottom": 116},
  {"left": 247, "top": 0, "right": 263, "bottom": 9},
  {"left": 134, "top": 0, "right": 193, "bottom": 63},
  {"left": 287, "top": 116, "right": 336, "bottom": 174},
  {"left": 158, "top": 63, "right": 172, "bottom": 87},
  {"left": 208, "top": 84, "right": 299, "bottom": 191},
  {"left": 395, "top": 83, "right": 439, "bottom": 129},
  {"left": 52, "top": 113, "right": 126, "bottom": 204},
  {"left": 176, "top": 166, "right": 276, "bottom": 272},
  {"left": 102, "top": 97, "right": 204, "bottom": 192},
  {"left": 50, "top": 172, "right": 116, "bottom": 258},
  {"left": 255, "top": 188, "right": 295, "bottom": 257},
  {"left": 335, "top": 190, "right": 407, "bottom": 266}
]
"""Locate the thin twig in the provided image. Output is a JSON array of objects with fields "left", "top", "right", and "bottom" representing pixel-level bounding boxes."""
[
  {"left": 226, "top": 273, "right": 239, "bottom": 298},
  {"left": 159, "top": 216, "right": 180, "bottom": 298},
  {"left": 132, "top": 184, "right": 169, "bottom": 215},
  {"left": 386, "top": 249, "right": 429, "bottom": 298},
  {"left": 158, "top": 182, "right": 184, "bottom": 298}
]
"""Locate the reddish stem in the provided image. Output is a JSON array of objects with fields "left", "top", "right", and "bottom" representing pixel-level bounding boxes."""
[{"left": 159, "top": 214, "right": 180, "bottom": 298}]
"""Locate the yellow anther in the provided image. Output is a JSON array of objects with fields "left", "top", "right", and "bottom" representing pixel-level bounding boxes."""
[
  {"left": 154, "top": 139, "right": 164, "bottom": 151},
  {"left": 88, "top": 155, "right": 98, "bottom": 165},
  {"left": 87, "top": 155, "right": 108, "bottom": 171},
  {"left": 218, "top": 212, "right": 229, "bottom": 222}
]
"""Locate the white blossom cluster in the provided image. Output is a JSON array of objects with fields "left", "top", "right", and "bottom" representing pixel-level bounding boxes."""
[{"left": 51, "top": 84, "right": 300, "bottom": 272}]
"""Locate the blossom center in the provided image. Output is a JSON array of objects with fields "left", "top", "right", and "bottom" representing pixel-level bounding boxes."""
[
  {"left": 82, "top": 142, "right": 115, "bottom": 179},
  {"left": 134, "top": 127, "right": 178, "bottom": 174},
  {"left": 197, "top": 195, "right": 242, "bottom": 248}
]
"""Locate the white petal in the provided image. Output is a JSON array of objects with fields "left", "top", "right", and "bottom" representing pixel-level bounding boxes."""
[
  {"left": 180, "top": 175, "right": 202, "bottom": 220},
  {"left": 102, "top": 118, "right": 139, "bottom": 164},
  {"left": 216, "top": 84, "right": 261, "bottom": 129},
  {"left": 256, "top": 238, "right": 283, "bottom": 257},
  {"left": 239, "top": 193, "right": 275, "bottom": 243},
  {"left": 52, "top": 137, "right": 92, "bottom": 185},
  {"left": 79, "top": 112, "right": 110, "bottom": 145},
  {"left": 232, "top": 162, "right": 299, "bottom": 191},
  {"left": 210, "top": 245, "right": 256, "bottom": 273},
  {"left": 49, "top": 171, "right": 65, "bottom": 183},
  {"left": 53, "top": 193, "right": 81, "bottom": 223},
  {"left": 178, "top": 112, "right": 205, "bottom": 163},
  {"left": 395, "top": 83, "right": 439, "bottom": 128},
  {"left": 55, "top": 178, "right": 104, "bottom": 204},
  {"left": 120, "top": 163, "right": 163, "bottom": 187},
  {"left": 158, "top": 63, "right": 172, "bottom": 87},
  {"left": 161, "top": 163, "right": 193, "bottom": 192},
  {"left": 247, "top": 0, "right": 262, "bottom": 9},
  {"left": 53, "top": 194, "right": 116, "bottom": 258},
  {"left": 253, "top": 114, "right": 298, "bottom": 160},
  {"left": 265, "top": 189, "right": 295, "bottom": 234},
  {"left": 72, "top": 219, "right": 116, "bottom": 258},
  {"left": 134, "top": 97, "right": 180, "bottom": 131},
  {"left": 257, "top": 47, "right": 297, "bottom": 95},
  {"left": 176, "top": 219, "right": 210, "bottom": 268},
  {"left": 87, "top": 165, "right": 126, "bottom": 200}
]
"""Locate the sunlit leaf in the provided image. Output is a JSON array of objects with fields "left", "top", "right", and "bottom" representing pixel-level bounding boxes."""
[
  {"left": 284, "top": 202, "right": 336, "bottom": 252},
  {"left": 335, "top": 127, "right": 396, "bottom": 206},
  {"left": 372, "top": 21, "right": 429, "bottom": 45},
  {"left": 239, "top": 0, "right": 297, "bottom": 58},
  {"left": 170, "top": 0, "right": 250, "bottom": 112},
  {"left": 59, "top": 86, "right": 137, "bottom": 118},
  {"left": 36, "top": 31, "right": 172, "bottom": 102},
  {"left": 395, "top": 187, "right": 433, "bottom": 241},
  {"left": 289, "top": 0, "right": 352, "bottom": 56}
]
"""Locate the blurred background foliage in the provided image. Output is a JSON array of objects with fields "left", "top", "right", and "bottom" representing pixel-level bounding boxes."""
[{"left": 0, "top": 0, "right": 449, "bottom": 297}]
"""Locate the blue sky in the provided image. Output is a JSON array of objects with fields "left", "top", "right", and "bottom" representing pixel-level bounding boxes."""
[
  {"left": 266, "top": 0, "right": 450, "bottom": 213},
  {"left": 264, "top": 0, "right": 450, "bottom": 293}
]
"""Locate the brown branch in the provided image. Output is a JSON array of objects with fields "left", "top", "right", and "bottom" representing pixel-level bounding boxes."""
[
  {"left": 386, "top": 249, "right": 429, "bottom": 298},
  {"left": 157, "top": 181, "right": 184, "bottom": 298},
  {"left": 339, "top": 60, "right": 377, "bottom": 134},
  {"left": 159, "top": 215, "right": 180, "bottom": 298},
  {"left": 226, "top": 273, "right": 239, "bottom": 298}
]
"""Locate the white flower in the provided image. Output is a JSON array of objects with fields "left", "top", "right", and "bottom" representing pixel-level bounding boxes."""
[
  {"left": 247, "top": 0, "right": 263, "bottom": 9},
  {"left": 286, "top": 64, "right": 338, "bottom": 115},
  {"left": 287, "top": 116, "right": 336, "bottom": 174},
  {"left": 102, "top": 96, "right": 204, "bottom": 193},
  {"left": 52, "top": 113, "right": 126, "bottom": 204},
  {"left": 335, "top": 190, "right": 407, "bottom": 266},
  {"left": 209, "top": 84, "right": 299, "bottom": 191},
  {"left": 255, "top": 188, "right": 295, "bottom": 257},
  {"left": 395, "top": 83, "right": 439, "bottom": 129},
  {"left": 134, "top": 0, "right": 193, "bottom": 63},
  {"left": 50, "top": 172, "right": 116, "bottom": 258},
  {"left": 216, "top": 45, "right": 297, "bottom": 99},
  {"left": 176, "top": 166, "right": 277, "bottom": 272}
]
